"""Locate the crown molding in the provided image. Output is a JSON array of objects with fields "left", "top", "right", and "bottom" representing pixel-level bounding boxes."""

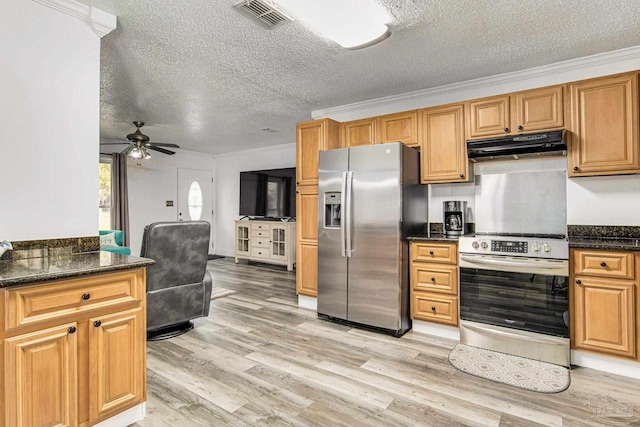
[
  {"left": 33, "top": 0, "right": 116, "bottom": 37},
  {"left": 312, "top": 44, "right": 640, "bottom": 121}
]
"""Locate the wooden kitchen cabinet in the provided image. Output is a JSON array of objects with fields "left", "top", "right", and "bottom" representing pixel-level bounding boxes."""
[
  {"left": 296, "top": 118, "right": 341, "bottom": 186},
  {"left": 342, "top": 117, "right": 376, "bottom": 147},
  {"left": 466, "top": 85, "right": 564, "bottom": 139},
  {"left": 567, "top": 72, "right": 640, "bottom": 176},
  {"left": 5, "top": 323, "right": 78, "bottom": 427},
  {"left": 571, "top": 249, "right": 638, "bottom": 359},
  {"left": 419, "top": 103, "right": 469, "bottom": 183},
  {"left": 296, "top": 186, "right": 319, "bottom": 296},
  {"left": 295, "top": 118, "right": 340, "bottom": 297},
  {"left": 410, "top": 241, "right": 459, "bottom": 326},
  {"left": 377, "top": 110, "right": 419, "bottom": 147},
  {"left": 1, "top": 268, "right": 147, "bottom": 427}
]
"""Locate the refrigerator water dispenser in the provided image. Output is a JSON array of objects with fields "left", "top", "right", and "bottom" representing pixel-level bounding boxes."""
[{"left": 323, "top": 192, "right": 341, "bottom": 228}]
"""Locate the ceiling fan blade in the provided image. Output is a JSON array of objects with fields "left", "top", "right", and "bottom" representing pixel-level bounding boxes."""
[
  {"left": 146, "top": 142, "right": 180, "bottom": 148},
  {"left": 147, "top": 146, "right": 176, "bottom": 155},
  {"left": 100, "top": 141, "right": 129, "bottom": 145}
]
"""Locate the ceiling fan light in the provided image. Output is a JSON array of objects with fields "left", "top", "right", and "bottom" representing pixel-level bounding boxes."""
[
  {"left": 142, "top": 147, "right": 151, "bottom": 159},
  {"left": 129, "top": 146, "right": 144, "bottom": 159}
]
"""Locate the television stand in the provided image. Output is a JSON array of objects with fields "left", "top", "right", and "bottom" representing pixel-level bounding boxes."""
[{"left": 234, "top": 220, "right": 296, "bottom": 271}]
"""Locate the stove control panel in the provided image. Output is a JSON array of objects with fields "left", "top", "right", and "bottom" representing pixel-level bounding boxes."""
[
  {"left": 491, "top": 240, "right": 527, "bottom": 253},
  {"left": 458, "top": 236, "right": 569, "bottom": 260}
]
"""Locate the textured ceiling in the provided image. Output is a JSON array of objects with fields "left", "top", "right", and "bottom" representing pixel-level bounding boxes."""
[{"left": 81, "top": 0, "right": 640, "bottom": 155}]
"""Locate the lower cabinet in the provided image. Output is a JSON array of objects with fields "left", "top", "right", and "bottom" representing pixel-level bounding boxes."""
[
  {"left": 571, "top": 249, "right": 638, "bottom": 359},
  {"left": 235, "top": 220, "right": 296, "bottom": 271},
  {"left": 1, "top": 268, "right": 147, "bottom": 427},
  {"left": 410, "top": 241, "right": 459, "bottom": 326}
]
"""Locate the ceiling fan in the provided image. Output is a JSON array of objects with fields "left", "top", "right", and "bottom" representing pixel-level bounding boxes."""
[{"left": 100, "top": 121, "right": 180, "bottom": 159}]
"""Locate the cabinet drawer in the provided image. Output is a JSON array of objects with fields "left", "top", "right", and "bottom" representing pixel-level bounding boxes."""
[
  {"left": 5, "top": 270, "right": 144, "bottom": 331},
  {"left": 251, "top": 230, "right": 270, "bottom": 238},
  {"left": 412, "top": 242, "right": 457, "bottom": 264},
  {"left": 411, "top": 292, "right": 458, "bottom": 326},
  {"left": 573, "top": 250, "right": 634, "bottom": 279},
  {"left": 411, "top": 264, "right": 458, "bottom": 295},
  {"left": 250, "top": 247, "right": 270, "bottom": 258},
  {"left": 251, "top": 238, "right": 270, "bottom": 248},
  {"left": 251, "top": 223, "right": 271, "bottom": 231}
]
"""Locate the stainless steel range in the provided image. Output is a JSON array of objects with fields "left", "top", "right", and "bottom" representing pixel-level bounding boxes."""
[{"left": 459, "top": 160, "right": 570, "bottom": 367}]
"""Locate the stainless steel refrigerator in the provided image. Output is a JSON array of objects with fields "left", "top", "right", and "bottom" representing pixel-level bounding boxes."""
[{"left": 317, "top": 142, "right": 427, "bottom": 336}]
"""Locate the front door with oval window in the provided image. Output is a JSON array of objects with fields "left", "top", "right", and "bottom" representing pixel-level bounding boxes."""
[{"left": 177, "top": 168, "right": 213, "bottom": 246}]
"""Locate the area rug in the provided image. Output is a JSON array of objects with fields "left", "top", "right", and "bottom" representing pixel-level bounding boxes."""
[
  {"left": 448, "top": 344, "right": 570, "bottom": 393},
  {"left": 210, "top": 287, "right": 237, "bottom": 300}
]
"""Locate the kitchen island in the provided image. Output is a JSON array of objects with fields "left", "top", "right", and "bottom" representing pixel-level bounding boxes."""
[{"left": 0, "top": 248, "right": 154, "bottom": 427}]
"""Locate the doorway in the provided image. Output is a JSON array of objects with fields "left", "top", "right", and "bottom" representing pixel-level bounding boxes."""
[{"left": 177, "top": 168, "right": 214, "bottom": 253}]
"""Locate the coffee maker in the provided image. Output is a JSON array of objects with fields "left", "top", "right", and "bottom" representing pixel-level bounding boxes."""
[{"left": 443, "top": 201, "right": 467, "bottom": 237}]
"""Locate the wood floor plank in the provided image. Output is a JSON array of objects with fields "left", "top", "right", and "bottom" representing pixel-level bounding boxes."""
[{"left": 132, "top": 258, "right": 640, "bottom": 427}]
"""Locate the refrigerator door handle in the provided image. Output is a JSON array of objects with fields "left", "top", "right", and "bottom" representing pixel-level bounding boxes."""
[
  {"left": 345, "top": 170, "right": 353, "bottom": 257},
  {"left": 340, "top": 172, "right": 347, "bottom": 257}
]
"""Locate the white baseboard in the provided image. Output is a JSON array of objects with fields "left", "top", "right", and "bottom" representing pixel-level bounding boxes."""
[
  {"left": 93, "top": 403, "right": 146, "bottom": 427},
  {"left": 298, "top": 295, "right": 317, "bottom": 310},
  {"left": 411, "top": 320, "right": 460, "bottom": 341},
  {"left": 571, "top": 350, "right": 640, "bottom": 379}
]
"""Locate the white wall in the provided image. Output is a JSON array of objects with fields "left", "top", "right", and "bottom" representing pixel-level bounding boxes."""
[
  {"left": 215, "top": 143, "right": 296, "bottom": 256},
  {"left": 567, "top": 174, "right": 640, "bottom": 225},
  {"left": 0, "top": 0, "right": 112, "bottom": 241},
  {"left": 126, "top": 150, "right": 216, "bottom": 256}
]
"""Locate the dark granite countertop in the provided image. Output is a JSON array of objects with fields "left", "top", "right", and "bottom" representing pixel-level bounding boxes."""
[
  {"left": 407, "top": 233, "right": 462, "bottom": 243},
  {"left": 568, "top": 237, "right": 640, "bottom": 252},
  {"left": 0, "top": 251, "right": 155, "bottom": 287}
]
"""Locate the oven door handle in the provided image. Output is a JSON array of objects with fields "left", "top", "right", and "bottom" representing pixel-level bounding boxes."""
[{"left": 460, "top": 256, "right": 567, "bottom": 269}]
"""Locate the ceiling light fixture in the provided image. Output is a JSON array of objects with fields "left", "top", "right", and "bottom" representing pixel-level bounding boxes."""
[
  {"left": 270, "top": 0, "right": 392, "bottom": 49},
  {"left": 128, "top": 145, "right": 151, "bottom": 160}
]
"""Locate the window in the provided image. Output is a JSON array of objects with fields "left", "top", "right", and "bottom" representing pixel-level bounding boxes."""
[{"left": 99, "top": 158, "right": 112, "bottom": 230}]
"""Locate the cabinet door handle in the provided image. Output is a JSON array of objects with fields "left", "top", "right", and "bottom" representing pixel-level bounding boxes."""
[
  {"left": 81, "top": 293, "right": 91, "bottom": 301},
  {"left": 518, "top": 125, "right": 523, "bottom": 131},
  {"left": 600, "top": 261, "right": 607, "bottom": 267},
  {"left": 503, "top": 127, "right": 509, "bottom": 133},
  {"left": 68, "top": 326, "right": 77, "bottom": 334},
  {"left": 459, "top": 174, "right": 465, "bottom": 178},
  {"left": 573, "top": 166, "right": 579, "bottom": 171},
  {"left": 93, "top": 320, "right": 102, "bottom": 328},
  {"left": 431, "top": 306, "right": 436, "bottom": 311},
  {"left": 429, "top": 251, "right": 434, "bottom": 256},
  {"left": 431, "top": 277, "right": 436, "bottom": 282},
  {"left": 575, "top": 279, "right": 582, "bottom": 285}
]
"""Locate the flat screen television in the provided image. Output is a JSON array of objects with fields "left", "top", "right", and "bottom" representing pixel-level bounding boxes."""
[{"left": 239, "top": 167, "right": 296, "bottom": 219}]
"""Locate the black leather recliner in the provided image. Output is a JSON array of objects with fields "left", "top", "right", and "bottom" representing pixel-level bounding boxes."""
[{"left": 141, "top": 221, "right": 213, "bottom": 340}]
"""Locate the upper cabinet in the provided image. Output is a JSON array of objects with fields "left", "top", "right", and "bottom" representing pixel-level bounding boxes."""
[
  {"left": 420, "top": 103, "right": 469, "bottom": 183},
  {"left": 467, "top": 94, "right": 511, "bottom": 138},
  {"left": 342, "top": 118, "right": 376, "bottom": 147},
  {"left": 296, "top": 118, "right": 341, "bottom": 186},
  {"left": 567, "top": 73, "right": 640, "bottom": 177},
  {"left": 466, "top": 85, "right": 564, "bottom": 139},
  {"left": 377, "top": 111, "right": 419, "bottom": 147}
]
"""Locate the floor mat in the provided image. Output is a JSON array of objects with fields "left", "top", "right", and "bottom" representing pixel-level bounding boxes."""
[
  {"left": 448, "top": 343, "right": 570, "bottom": 393},
  {"left": 210, "top": 287, "right": 237, "bottom": 300}
]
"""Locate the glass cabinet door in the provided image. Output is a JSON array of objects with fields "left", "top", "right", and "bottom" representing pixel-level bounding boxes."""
[
  {"left": 271, "top": 227, "right": 287, "bottom": 258},
  {"left": 237, "top": 225, "right": 250, "bottom": 254}
]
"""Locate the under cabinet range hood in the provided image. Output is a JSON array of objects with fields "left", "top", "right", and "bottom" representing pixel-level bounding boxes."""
[{"left": 467, "top": 130, "right": 566, "bottom": 162}]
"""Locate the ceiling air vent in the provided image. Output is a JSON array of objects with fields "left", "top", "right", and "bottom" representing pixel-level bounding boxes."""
[{"left": 234, "top": 0, "right": 290, "bottom": 29}]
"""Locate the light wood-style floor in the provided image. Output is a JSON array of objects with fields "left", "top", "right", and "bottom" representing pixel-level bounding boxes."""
[{"left": 133, "top": 258, "right": 640, "bottom": 427}]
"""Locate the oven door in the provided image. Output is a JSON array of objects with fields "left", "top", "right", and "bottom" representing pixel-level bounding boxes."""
[{"left": 459, "top": 254, "right": 569, "bottom": 338}]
